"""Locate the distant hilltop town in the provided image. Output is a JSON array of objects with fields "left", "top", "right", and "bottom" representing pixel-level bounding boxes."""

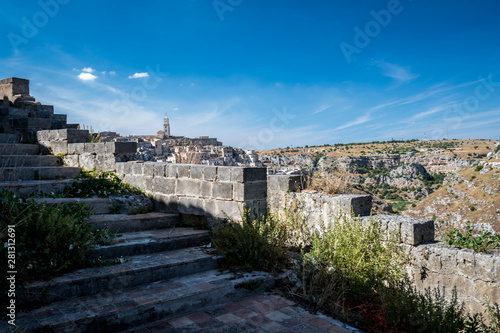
[
  {"left": 0, "top": 77, "right": 261, "bottom": 167},
  {"left": 99, "top": 113, "right": 262, "bottom": 167}
]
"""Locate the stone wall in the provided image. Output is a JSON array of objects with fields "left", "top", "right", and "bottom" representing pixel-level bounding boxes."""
[
  {"left": 37, "top": 129, "right": 137, "bottom": 171},
  {"left": 409, "top": 244, "right": 500, "bottom": 315},
  {"left": 116, "top": 163, "right": 267, "bottom": 222},
  {"left": 0, "top": 77, "right": 29, "bottom": 102}
]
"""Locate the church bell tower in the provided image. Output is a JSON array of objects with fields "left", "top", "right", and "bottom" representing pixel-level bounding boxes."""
[{"left": 164, "top": 113, "right": 170, "bottom": 138}]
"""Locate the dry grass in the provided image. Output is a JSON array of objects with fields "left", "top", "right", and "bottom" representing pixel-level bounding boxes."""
[{"left": 304, "top": 165, "right": 351, "bottom": 195}]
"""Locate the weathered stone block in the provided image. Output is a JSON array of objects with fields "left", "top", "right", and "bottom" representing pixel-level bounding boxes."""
[
  {"left": 200, "top": 181, "right": 213, "bottom": 198},
  {"left": 439, "top": 247, "right": 459, "bottom": 274},
  {"left": 374, "top": 215, "right": 434, "bottom": 245},
  {"left": 242, "top": 168, "right": 267, "bottom": 182},
  {"left": 132, "top": 163, "right": 144, "bottom": 175},
  {"left": 94, "top": 154, "right": 116, "bottom": 171},
  {"left": 217, "top": 200, "right": 244, "bottom": 221},
  {"left": 84, "top": 143, "right": 106, "bottom": 154},
  {"left": 143, "top": 176, "right": 154, "bottom": 192},
  {"left": 217, "top": 167, "right": 231, "bottom": 182},
  {"left": 153, "top": 193, "right": 179, "bottom": 213},
  {"left": 190, "top": 165, "right": 204, "bottom": 179},
  {"left": 177, "top": 165, "right": 191, "bottom": 178},
  {"left": 78, "top": 154, "right": 97, "bottom": 171},
  {"left": 50, "top": 141, "right": 68, "bottom": 155},
  {"left": 116, "top": 162, "right": 132, "bottom": 177},
  {"left": 143, "top": 163, "right": 155, "bottom": 177},
  {"left": 475, "top": 254, "right": 496, "bottom": 281},
  {"left": 212, "top": 182, "right": 233, "bottom": 200},
  {"left": 53, "top": 129, "right": 89, "bottom": 142},
  {"left": 68, "top": 143, "right": 85, "bottom": 155},
  {"left": 179, "top": 197, "right": 205, "bottom": 215},
  {"left": 456, "top": 249, "right": 475, "bottom": 277},
  {"left": 153, "top": 177, "right": 176, "bottom": 195},
  {"left": 203, "top": 166, "right": 217, "bottom": 181},
  {"left": 166, "top": 164, "right": 178, "bottom": 178},
  {"left": 204, "top": 199, "right": 217, "bottom": 217},
  {"left": 242, "top": 181, "right": 267, "bottom": 200},
  {"left": 153, "top": 163, "right": 166, "bottom": 178},
  {"left": 105, "top": 142, "right": 137, "bottom": 154},
  {"left": 176, "top": 179, "right": 201, "bottom": 197},
  {"left": 62, "top": 155, "right": 79, "bottom": 167}
]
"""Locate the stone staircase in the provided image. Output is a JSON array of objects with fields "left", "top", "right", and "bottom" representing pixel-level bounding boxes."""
[
  {"left": 10, "top": 197, "right": 275, "bottom": 332},
  {"left": 0, "top": 134, "right": 82, "bottom": 196}
]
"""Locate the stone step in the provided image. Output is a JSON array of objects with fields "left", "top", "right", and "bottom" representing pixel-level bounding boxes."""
[
  {"left": 36, "top": 197, "right": 113, "bottom": 214},
  {"left": 18, "top": 247, "right": 220, "bottom": 309},
  {"left": 15, "top": 269, "right": 275, "bottom": 333},
  {"left": 0, "top": 154, "right": 60, "bottom": 167},
  {"left": 0, "top": 166, "right": 81, "bottom": 182},
  {"left": 0, "top": 133, "right": 19, "bottom": 143},
  {"left": 87, "top": 212, "right": 180, "bottom": 234},
  {"left": 0, "top": 179, "right": 72, "bottom": 197},
  {"left": 89, "top": 228, "right": 211, "bottom": 260},
  {"left": 0, "top": 143, "right": 39, "bottom": 155}
]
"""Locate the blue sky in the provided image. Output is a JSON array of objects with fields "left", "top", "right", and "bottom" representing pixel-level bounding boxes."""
[{"left": 1, "top": 0, "right": 500, "bottom": 149}]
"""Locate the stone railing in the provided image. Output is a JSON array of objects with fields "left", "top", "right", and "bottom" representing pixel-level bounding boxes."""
[
  {"left": 409, "top": 245, "right": 500, "bottom": 315},
  {"left": 116, "top": 163, "right": 267, "bottom": 221},
  {"left": 37, "top": 129, "right": 137, "bottom": 171}
]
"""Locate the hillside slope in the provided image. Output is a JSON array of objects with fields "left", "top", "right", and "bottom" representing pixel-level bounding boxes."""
[{"left": 405, "top": 142, "right": 500, "bottom": 234}]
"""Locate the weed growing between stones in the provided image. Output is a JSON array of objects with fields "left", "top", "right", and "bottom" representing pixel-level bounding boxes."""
[
  {"left": 63, "top": 169, "right": 143, "bottom": 198},
  {"left": 442, "top": 222, "right": 500, "bottom": 253},
  {"left": 0, "top": 189, "right": 115, "bottom": 281}
]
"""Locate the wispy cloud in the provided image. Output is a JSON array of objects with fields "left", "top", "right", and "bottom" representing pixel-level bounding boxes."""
[
  {"left": 378, "top": 61, "right": 419, "bottom": 85},
  {"left": 82, "top": 67, "right": 95, "bottom": 73},
  {"left": 335, "top": 112, "right": 371, "bottom": 130},
  {"left": 312, "top": 105, "right": 332, "bottom": 115},
  {"left": 128, "top": 72, "right": 149, "bottom": 79},
  {"left": 77, "top": 72, "right": 97, "bottom": 81}
]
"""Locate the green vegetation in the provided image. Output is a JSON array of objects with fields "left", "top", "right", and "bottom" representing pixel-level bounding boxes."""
[
  {"left": 475, "top": 165, "right": 484, "bottom": 172},
  {"left": 64, "top": 169, "right": 143, "bottom": 198},
  {"left": 211, "top": 209, "right": 288, "bottom": 272},
  {"left": 422, "top": 173, "right": 446, "bottom": 187},
  {"left": 443, "top": 222, "right": 500, "bottom": 253},
  {"left": 0, "top": 189, "right": 114, "bottom": 281}
]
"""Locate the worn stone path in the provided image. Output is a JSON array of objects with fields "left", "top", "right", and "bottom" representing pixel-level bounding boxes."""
[{"left": 123, "top": 293, "right": 360, "bottom": 333}]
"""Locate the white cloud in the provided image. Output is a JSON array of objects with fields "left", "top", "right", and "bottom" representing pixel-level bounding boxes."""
[
  {"left": 82, "top": 67, "right": 95, "bottom": 73},
  {"left": 128, "top": 72, "right": 149, "bottom": 79},
  {"left": 378, "top": 62, "right": 419, "bottom": 84},
  {"left": 109, "top": 71, "right": 117, "bottom": 76},
  {"left": 77, "top": 72, "right": 97, "bottom": 81},
  {"left": 335, "top": 112, "right": 372, "bottom": 131}
]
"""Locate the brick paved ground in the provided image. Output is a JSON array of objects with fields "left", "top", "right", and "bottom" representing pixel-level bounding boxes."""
[{"left": 123, "top": 293, "right": 361, "bottom": 333}]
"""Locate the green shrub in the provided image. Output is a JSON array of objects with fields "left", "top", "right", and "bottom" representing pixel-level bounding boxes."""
[
  {"left": 475, "top": 165, "right": 484, "bottom": 172},
  {"left": 64, "top": 169, "right": 143, "bottom": 198},
  {"left": 0, "top": 190, "right": 113, "bottom": 280},
  {"left": 211, "top": 209, "right": 288, "bottom": 272},
  {"left": 442, "top": 222, "right": 500, "bottom": 253}
]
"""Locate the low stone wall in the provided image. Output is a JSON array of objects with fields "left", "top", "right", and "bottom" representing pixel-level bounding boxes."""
[
  {"left": 409, "top": 244, "right": 500, "bottom": 315},
  {"left": 116, "top": 163, "right": 267, "bottom": 221},
  {"left": 37, "top": 129, "right": 137, "bottom": 171}
]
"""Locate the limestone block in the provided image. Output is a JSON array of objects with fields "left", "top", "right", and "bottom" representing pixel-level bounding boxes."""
[
  {"left": 177, "top": 165, "right": 191, "bottom": 178},
  {"left": 132, "top": 163, "right": 144, "bottom": 175},
  {"left": 84, "top": 143, "right": 105, "bottom": 155},
  {"left": 153, "top": 163, "right": 166, "bottom": 178},
  {"left": 143, "top": 176, "right": 154, "bottom": 193},
  {"left": 217, "top": 200, "right": 245, "bottom": 221},
  {"left": 438, "top": 247, "right": 459, "bottom": 274},
  {"left": 473, "top": 280, "right": 499, "bottom": 303},
  {"left": 68, "top": 143, "right": 85, "bottom": 155},
  {"left": 200, "top": 181, "right": 213, "bottom": 198},
  {"left": 36, "top": 130, "right": 51, "bottom": 142},
  {"left": 105, "top": 142, "right": 137, "bottom": 154},
  {"left": 176, "top": 179, "right": 201, "bottom": 197},
  {"left": 203, "top": 166, "right": 217, "bottom": 181},
  {"left": 78, "top": 154, "right": 97, "bottom": 171},
  {"left": 153, "top": 193, "right": 179, "bottom": 213},
  {"left": 231, "top": 167, "right": 244, "bottom": 183},
  {"left": 242, "top": 167, "right": 267, "bottom": 182},
  {"left": 190, "top": 165, "right": 204, "bottom": 179},
  {"left": 233, "top": 183, "right": 245, "bottom": 201},
  {"left": 475, "top": 253, "right": 496, "bottom": 281},
  {"left": 166, "top": 164, "right": 178, "bottom": 178},
  {"left": 217, "top": 167, "right": 231, "bottom": 182},
  {"left": 212, "top": 182, "right": 233, "bottom": 200},
  {"left": 242, "top": 181, "right": 267, "bottom": 201},
  {"left": 94, "top": 154, "right": 116, "bottom": 171},
  {"left": 143, "top": 163, "right": 155, "bottom": 177},
  {"left": 153, "top": 177, "right": 175, "bottom": 195},
  {"left": 55, "top": 129, "right": 89, "bottom": 142},
  {"left": 374, "top": 215, "right": 434, "bottom": 245},
  {"left": 116, "top": 162, "right": 132, "bottom": 178},
  {"left": 62, "top": 155, "right": 79, "bottom": 167},
  {"left": 179, "top": 197, "right": 205, "bottom": 215},
  {"left": 50, "top": 141, "right": 68, "bottom": 155},
  {"left": 267, "top": 175, "right": 302, "bottom": 192},
  {"left": 456, "top": 249, "right": 475, "bottom": 277},
  {"left": 203, "top": 199, "right": 218, "bottom": 218}
]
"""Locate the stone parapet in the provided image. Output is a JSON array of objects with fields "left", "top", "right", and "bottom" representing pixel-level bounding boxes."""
[{"left": 117, "top": 163, "right": 267, "bottom": 221}]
